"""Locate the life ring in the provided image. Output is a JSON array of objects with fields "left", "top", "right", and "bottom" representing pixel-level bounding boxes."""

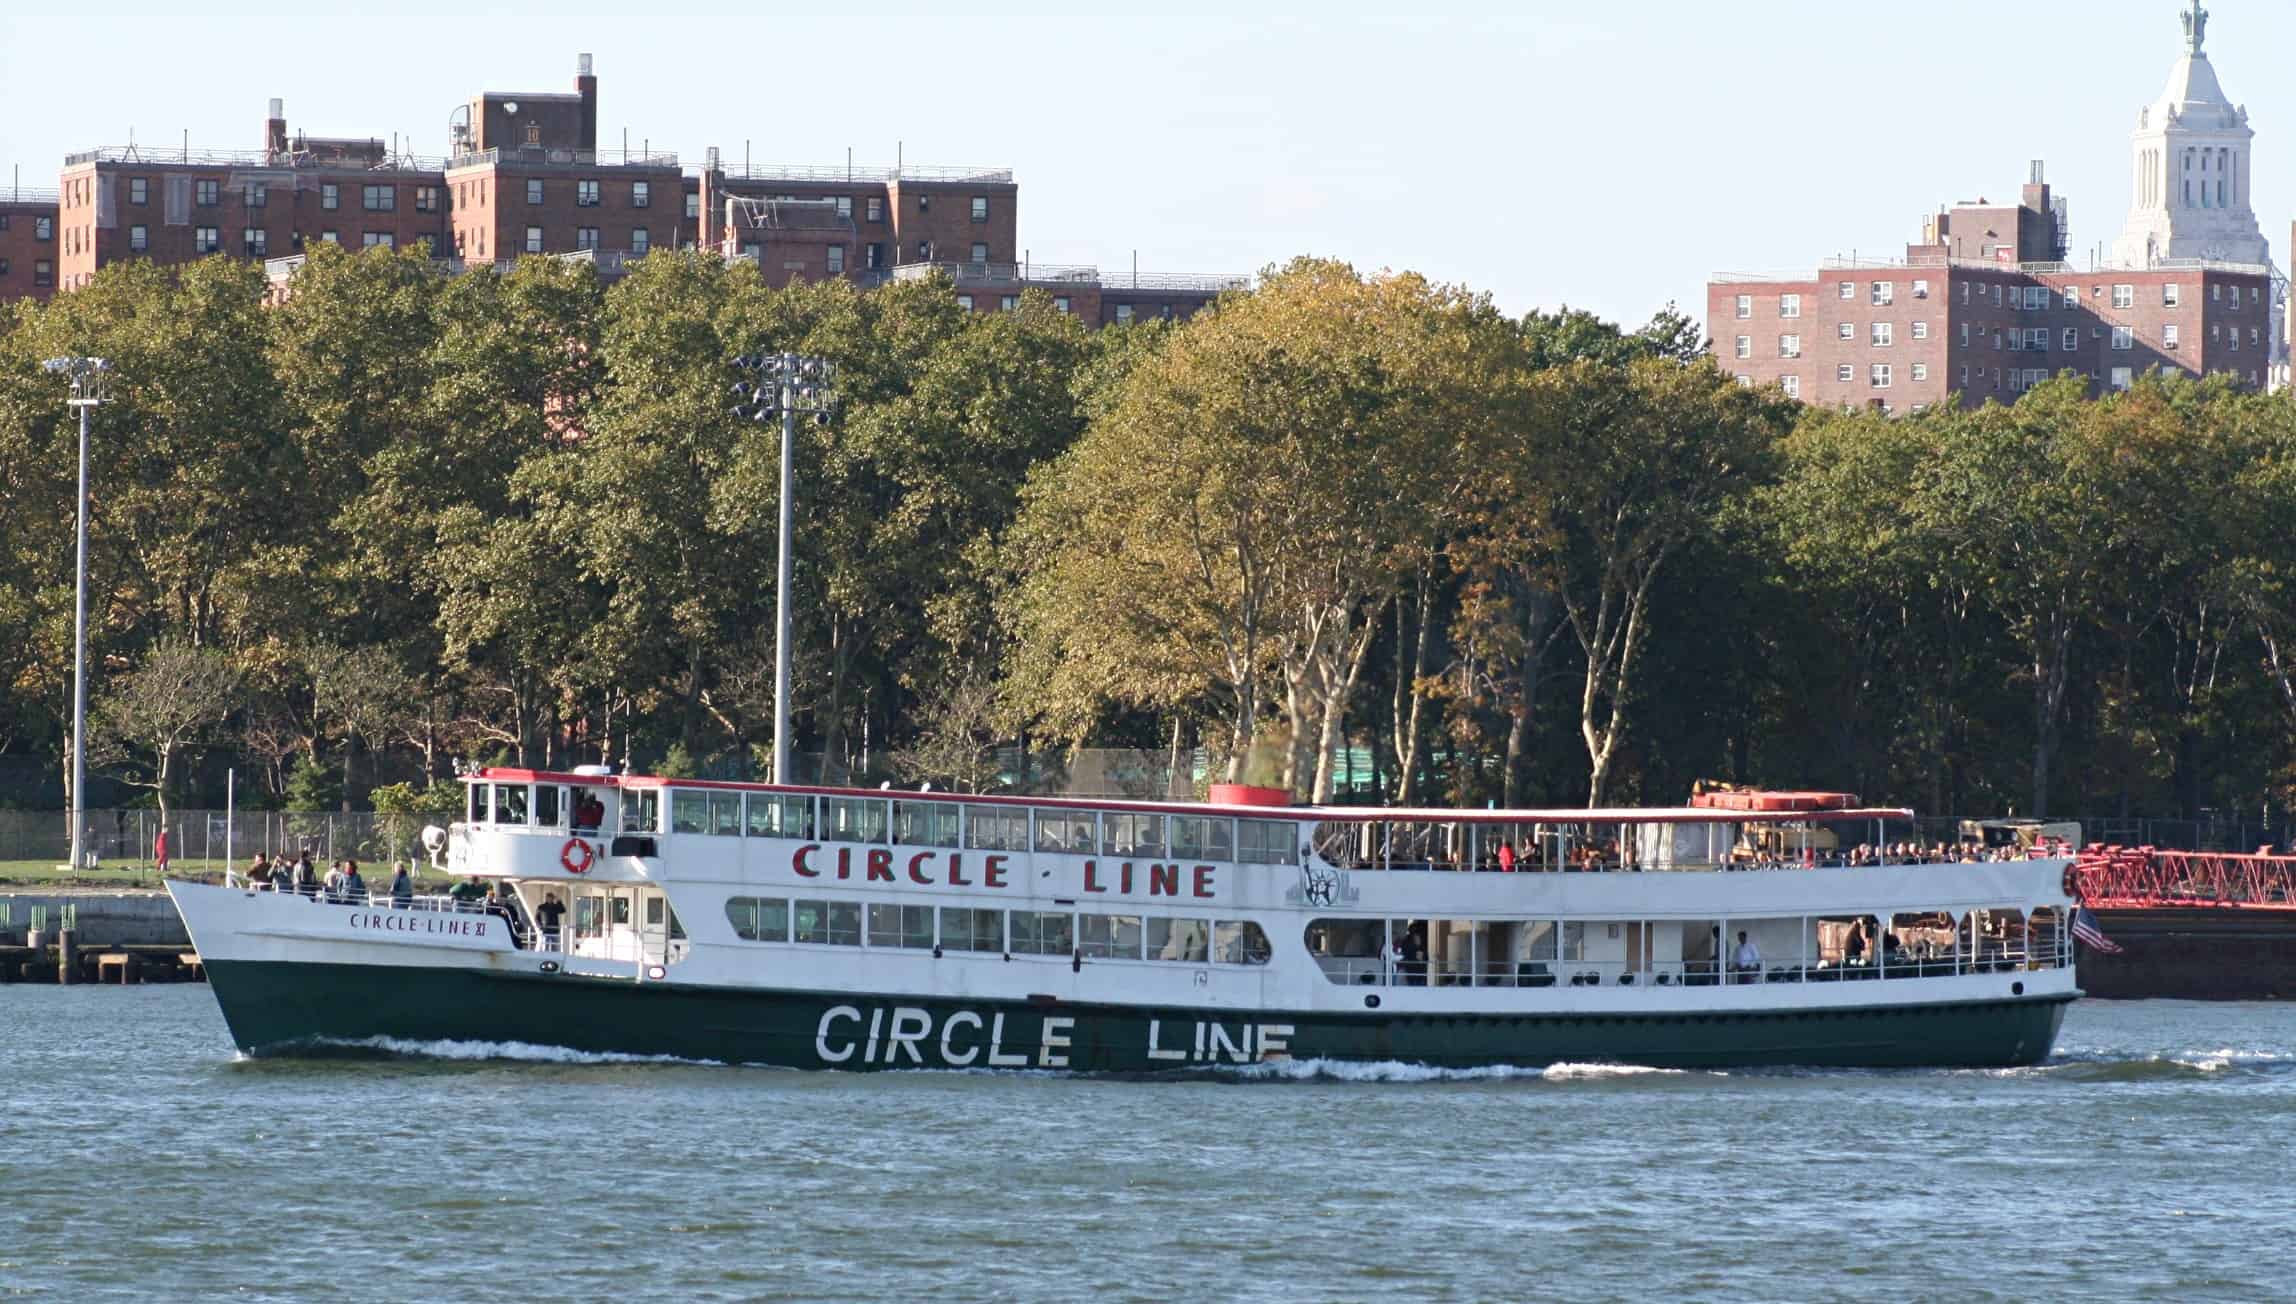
[
  {"left": 561, "top": 838, "right": 595, "bottom": 875},
  {"left": 2061, "top": 864, "right": 2079, "bottom": 899}
]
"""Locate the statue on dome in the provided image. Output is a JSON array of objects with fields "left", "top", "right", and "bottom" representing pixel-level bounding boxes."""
[{"left": 2183, "top": 2, "right": 2208, "bottom": 55}]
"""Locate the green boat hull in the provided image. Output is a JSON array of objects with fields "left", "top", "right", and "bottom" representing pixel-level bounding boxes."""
[{"left": 205, "top": 959, "right": 2072, "bottom": 1072}]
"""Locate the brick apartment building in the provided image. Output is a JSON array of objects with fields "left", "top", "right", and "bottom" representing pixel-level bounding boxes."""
[
  {"left": 5, "top": 53, "right": 1243, "bottom": 324},
  {"left": 0, "top": 186, "right": 58, "bottom": 302},
  {"left": 1709, "top": 168, "right": 2273, "bottom": 411},
  {"left": 1708, "top": 5, "right": 2279, "bottom": 410}
]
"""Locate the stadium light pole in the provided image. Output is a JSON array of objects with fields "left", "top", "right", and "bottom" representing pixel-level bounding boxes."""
[
  {"left": 730, "top": 352, "right": 836, "bottom": 786},
  {"left": 42, "top": 356, "right": 109, "bottom": 871}
]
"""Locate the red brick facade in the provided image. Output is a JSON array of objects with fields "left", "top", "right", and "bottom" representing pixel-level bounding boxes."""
[{"left": 0, "top": 195, "right": 59, "bottom": 303}]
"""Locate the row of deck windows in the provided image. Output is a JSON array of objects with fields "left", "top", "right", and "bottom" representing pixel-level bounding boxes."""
[
  {"left": 470, "top": 782, "right": 1298, "bottom": 863},
  {"left": 724, "top": 896, "right": 1273, "bottom": 963}
]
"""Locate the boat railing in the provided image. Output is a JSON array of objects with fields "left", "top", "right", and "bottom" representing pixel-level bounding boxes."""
[
  {"left": 1316, "top": 942, "right": 2065, "bottom": 990},
  {"left": 1344, "top": 850, "right": 2065, "bottom": 874}
]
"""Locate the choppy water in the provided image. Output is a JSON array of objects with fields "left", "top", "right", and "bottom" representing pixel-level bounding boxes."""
[{"left": 2, "top": 989, "right": 2291, "bottom": 1302}]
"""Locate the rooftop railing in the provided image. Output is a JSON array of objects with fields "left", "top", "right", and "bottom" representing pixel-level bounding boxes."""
[
  {"left": 1103, "top": 271, "right": 1253, "bottom": 293},
  {"left": 64, "top": 144, "right": 448, "bottom": 172},
  {"left": 711, "top": 161, "right": 1013, "bottom": 185},
  {"left": 1, "top": 186, "right": 59, "bottom": 205},
  {"left": 451, "top": 146, "right": 679, "bottom": 170},
  {"left": 890, "top": 261, "right": 1248, "bottom": 293}
]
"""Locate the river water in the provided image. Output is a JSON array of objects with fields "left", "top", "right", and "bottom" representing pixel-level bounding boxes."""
[{"left": 1, "top": 988, "right": 2289, "bottom": 1302}]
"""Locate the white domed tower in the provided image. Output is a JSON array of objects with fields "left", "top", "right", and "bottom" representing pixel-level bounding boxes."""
[{"left": 2110, "top": 3, "right": 2268, "bottom": 268}]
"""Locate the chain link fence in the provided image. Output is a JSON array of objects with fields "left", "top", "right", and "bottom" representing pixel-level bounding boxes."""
[{"left": 0, "top": 808, "right": 431, "bottom": 870}]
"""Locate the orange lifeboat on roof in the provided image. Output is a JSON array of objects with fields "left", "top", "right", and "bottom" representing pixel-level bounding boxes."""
[{"left": 1688, "top": 786, "right": 1860, "bottom": 813}]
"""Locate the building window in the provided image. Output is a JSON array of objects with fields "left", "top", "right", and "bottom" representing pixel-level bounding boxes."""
[
  {"left": 956, "top": 294, "right": 974, "bottom": 311},
  {"left": 2164, "top": 283, "right": 2181, "bottom": 307},
  {"left": 1781, "top": 375, "right": 1800, "bottom": 399},
  {"left": 1911, "top": 321, "right": 1929, "bottom": 341},
  {"left": 1871, "top": 323, "right": 1893, "bottom": 347},
  {"left": 685, "top": 191, "right": 700, "bottom": 220},
  {"left": 0, "top": 257, "right": 8, "bottom": 275},
  {"left": 363, "top": 185, "right": 395, "bottom": 211},
  {"left": 28, "top": 215, "right": 50, "bottom": 240},
  {"left": 576, "top": 226, "right": 599, "bottom": 250},
  {"left": 194, "top": 227, "right": 219, "bottom": 253},
  {"left": 2164, "top": 324, "right": 2180, "bottom": 350},
  {"left": 1734, "top": 336, "right": 1751, "bottom": 360},
  {"left": 970, "top": 242, "right": 989, "bottom": 264},
  {"left": 362, "top": 232, "right": 394, "bottom": 248},
  {"left": 525, "top": 226, "right": 543, "bottom": 253},
  {"left": 2111, "top": 326, "right": 2134, "bottom": 350},
  {"left": 630, "top": 180, "right": 650, "bottom": 209},
  {"left": 129, "top": 177, "right": 148, "bottom": 205},
  {"left": 1960, "top": 282, "right": 1971, "bottom": 305},
  {"left": 1000, "top": 294, "right": 1019, "bottom": 312},
  {"left": 1838, "top": 281, "right": 1854, "bottom": 300},
  {"left": 34, "top": 260, "right": 52, "bottom": 287},
  {"left": 916, "top": 240, "right": 931, "bottom": 261},
  {"left": 2230, "top": 330, "right": 2242, "bottom": 352},
  {"left": 2111, "top": 367, "right": 2134, "bottom": 391},
  {"left": 320, "top": 230, "right": 338, "bottom": 244},
  {"left": 1992, "top": 285, "right": 2004, "bottom": 307},
  {"left": 577, "top": 179, "right": 600, "bottom": 207},
  {"left": 321, "top": 183, "right": 339, "bottom": 210},
  {"left": 832, "top": 196, "right": 851, "bottom": 220},
  {"left": 1871, "top": 364, "right": 1892, "bottom": 389},
  {"left": 244, "top": 182, "right": 268, "bottom": 208},
  {"left": 824, "top": 243, "right": 843, "bottom": 273},
  {"left": 1836, "top": 364, "right": 1854, "bottom": 383},
  {"left": 1054, "top": 296, "right": 1071, "bottom": 314},
  {"left": 415, "top": 186, "right": 438, "bottom": 213},
  {"left": 2062, "top": 286, "right": 2078, "bottom": 308},
  {"left": 631, "top": 227, "right": 650, "bottom": 255},
  {"left": 866, "top": 197, "right": 883, "bottom": 222},
  {"left": 243, "top": 228, "right": 267, "bottom": 255},
  {"left": 1734, "top": 374, "right": 1753, "bottom": 387},
  {"left": 1779, "top": 294, "right": 1800, "bottom": 318},
  {"left": 528, "top": 179, "right": 545, "bottom": 205},
  {"left": 1959, "top": 324, "right": 1969, "bottom": 346},
  {"left": 1779, "top": 334, "right": 1800, "bottom": 358},
  {"left": 1911, "top": 363, "right": 1928, "bottom": 382},
  {"left": 2062, "top": 328, "right": 2078, "bottom": 351},
  {"left": 2251, "top": 328, "right": 2261, "bottom": 348},
  {"left": 917, "top": 194, "right": 931, "bottom": 213},
  {"left": 1837, "top": 322, "right": 1854, "bottom": 342},
  {"left": 196, "top": 179, "right": 218, "bottom": 207},
  {"left": 1116, "top": 304, "right": 1134, "bottom": 324},
  {"left": 866, "top": 243, "right": 884, "bottom": 269},
  {"left": 129, "top": 224, "right": 147, "bottom": 251},
  {"left": 971, "top": 196, "right": 989, "bottom": 222},
  {"left": 2112, "top": 284, "right": 2134, "bottom": 309},
  {"left": 1871, "top": 281, "right": 1894, "bottom": 306},
  {"left": 1734, "top": 294, "right": 1752, "bottom": 319}
]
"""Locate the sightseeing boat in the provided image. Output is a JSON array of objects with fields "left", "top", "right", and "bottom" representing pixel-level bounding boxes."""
[{"left": 167, "top": 773, "right": 2080, "bottom": 1071}]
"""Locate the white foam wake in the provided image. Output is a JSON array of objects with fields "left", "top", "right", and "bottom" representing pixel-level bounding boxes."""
[
  {"left": 1219, "top": 1058, "right": 1692, "bottom": 1083},
  {"left": 308, "top": 1035, "right": 727, "bottom": 1067}
]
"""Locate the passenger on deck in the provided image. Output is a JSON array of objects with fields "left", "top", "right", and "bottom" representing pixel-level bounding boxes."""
[
  {"left": 388, "top": 863, "right": 414, "bottom": 908},
  {"left": 535, "top": 893, "right": 566, "bottom": 950},
  {"left": 1732, "top": 930, "right": 1762, "bottom": 983},
  {"left": 573, "top": 791, "right": 605, "bottom": 833},
  {"left": 322, "top": 860, "right": 347, "bottom": 903},
  {"left": 342, "top": 860, "right": 369, "bottom": 904},
  {"left": 485, "top": 885, "right": 519, "bottom": 942},
  {"left": 294, "top": 853, "right": 318, "bottom": 898},
  {"left": 449, "top": 876, "right": 488, "bottom": 908},
  {"left": 1497, "top": 840, "right": 1516, "bottom": 873},
  {"left": 1846, "top": 919, "right": 1871, "bottom": 965},
  {"left": 247, "top": 854, "right": 273, "bottom": 889}
]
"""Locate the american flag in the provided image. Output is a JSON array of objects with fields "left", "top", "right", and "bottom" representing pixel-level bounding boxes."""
[{"left": 2072, "top": 906, "right": 2124, "bottom": 955}]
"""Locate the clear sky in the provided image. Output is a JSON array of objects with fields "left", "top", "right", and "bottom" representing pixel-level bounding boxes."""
[{"left": 1, "top": 0, "right": 2282, "bottom": 331}]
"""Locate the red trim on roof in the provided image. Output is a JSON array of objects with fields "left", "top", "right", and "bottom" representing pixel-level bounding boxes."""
[{"left": 468, "top": 769, "right": 1915, "bottom": 826}]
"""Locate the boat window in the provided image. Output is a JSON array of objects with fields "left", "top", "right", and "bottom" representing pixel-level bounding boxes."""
[
  {"left": 621, "top": 790, "right": 660, "bottom": 834},
  {"left": 726, "top": 897, "right": 790, "bottom": 941},
  {"left": 707, "top": 791, "right": 741, "bottom": 836},
  {"left": 1101, "top": 812, "right": 1166, "bottom": 858},
  {"left": 940, "top": 907, "right": 1003, "bottom": 952},
  {"left": 574, "top": 897, "right": 605, "bottom": 937},
  {"left": 867, "top": 903, "right": 935, "bottom": 950},
  {"left": 1033, "top": 808, "right": 1095, "bottom": 854},
  {"left": 1213, "top": 920, "right": 1272, "bottom": 965},
  {"left": 467, "top": 783, "right": 483, "bottom": 826},
  {"left": 893, "top": 800, "right": 960, "bottom": 848},
  {"left": 1079, "top": 913, "right": 1143, "bottom": 959},
  {"left": 1311, "top": 821, "right": 1373, "bottom": 869},
  {"left": 964, "top": 807, "right": 1029, "bottom": 851},
  {"left": 793, "top": 899, "right": 861, "bottom": 946},
  {"left": 1146, "top": 916, "right": 1209, "bottom": 962},
  {"left": 671, "top": 790, "right": 708, "bottom": 835},
  {"left": 535, "top": 784, "right": 563, "bottom": 828},
  {"left": 1304, "top": 918, "right": 1383, "bottom": 984},
  {"left": 1007, "top": 910, "right": 1074, "bottom": 956},
  {"left": 822, "top": 797, "right": 890, "bottom": 844},
  {"left": 746, "top": 794, "right": 814, "bottom": 839},
  {"left": 1237, "top": 818, "right": 1297, "bottom": 865},
  {"left": 492, "top": 784, "right": 530, "bottom": 826},
  {"left": 1170, "top": 815, "right": 1234, "bottom": 861}
]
